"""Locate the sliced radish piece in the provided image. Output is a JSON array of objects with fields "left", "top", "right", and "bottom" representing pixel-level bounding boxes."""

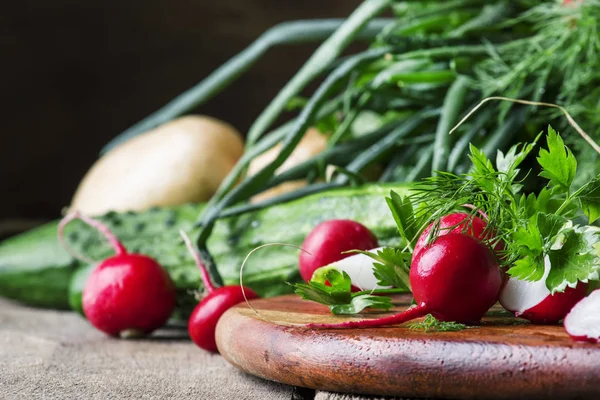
[
  {"left": 315, "top": 247, "right": 391, "bottom": 291},
  {"left": 500, "top": 256, "right": 588, "bottom": 324},
  {"left": 564, "top": 289, "right": 600, "bottom": 343}
]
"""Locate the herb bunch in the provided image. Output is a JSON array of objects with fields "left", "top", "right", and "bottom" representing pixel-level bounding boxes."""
[{"left": 410, "top": 126, "right": 600, "bottom": 294}]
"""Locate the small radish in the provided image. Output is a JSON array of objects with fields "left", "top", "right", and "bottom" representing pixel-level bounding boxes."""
[
  {"left": 311, "top": 247, "right": 392, "bottom": 291},
  {"left": 500, "top": 256, "right": 588, "bottom": 324},
  {"left": 308, "top": 233, "right": 502, "bottom": 329},
  {"left": 413, "top": 212, "right": 502, "bottom": 258},
  {"left": 180, "top": 231, "right": 259, "bottom": 352},
  {"left": 564, "top": 289, "right": 600, "bottom": 343},
  {"left": 299, "top": 219, "right": 378, "bottom": 283},
  {"left": 58, "top": 212, "right": 176, "bottom": 338}
]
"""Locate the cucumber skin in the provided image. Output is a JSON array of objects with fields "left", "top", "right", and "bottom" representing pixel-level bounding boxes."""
[
  {"left": 0, "top": 221, "right": 77, "bottom": 309},
  {"left": 0, "top": 184, "right": 410, "bottom": 311}
]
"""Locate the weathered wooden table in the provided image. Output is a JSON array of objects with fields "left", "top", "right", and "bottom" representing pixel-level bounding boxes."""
[{"left": 0, "top": 298, "right": 403, "bottom": 400}]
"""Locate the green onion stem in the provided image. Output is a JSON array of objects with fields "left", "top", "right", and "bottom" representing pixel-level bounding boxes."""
[
  {"left": 432, "top": 75, "right": 470, "bottom": 174},
  {"left": 196, "top": 47, "right": 392, "bottom": 246},
  {"left": 336, "top": 109, "right": 440, "bottom": 184},
  {"left": 101, "top": 17, "right": 394, "bottom": 154},
  {"left": 246, "top": 0, "right": 393, "bottom": 147}
]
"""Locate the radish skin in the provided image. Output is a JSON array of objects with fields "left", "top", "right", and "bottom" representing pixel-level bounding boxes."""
[
  {"left": 299, "top": 219, "right": 378, "bottom": 283},
  {"left": 413, "top": 212, "right": 503, "bottom": 258}
]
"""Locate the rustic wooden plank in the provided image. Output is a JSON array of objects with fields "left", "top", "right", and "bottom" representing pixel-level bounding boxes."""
[
  {"left": 216, "top": 294, "right": 600, "bottom": 400},
  {"left": 0, "top": 298, "right": 294, "bottom": 399}
]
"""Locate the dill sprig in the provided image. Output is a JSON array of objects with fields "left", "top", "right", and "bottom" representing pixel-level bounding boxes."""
[
  {"left": 408, "top": 314, "right": 469, "bottom": 332},
  {"left": 475, "top": 0, "right": 600, "bottom": 132}
]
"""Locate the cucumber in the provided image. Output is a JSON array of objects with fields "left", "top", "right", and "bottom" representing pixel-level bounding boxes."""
[
  {"left": 0, "top": 221, "right": 77, "bottom": 309},
  {"left": 0, "top": 184, "right": 410, "bottom": 311}
]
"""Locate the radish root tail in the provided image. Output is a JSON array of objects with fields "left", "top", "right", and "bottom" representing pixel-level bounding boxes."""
[
  {"left": 307, "top": 303, "right": 429, "bottom": 329},
  {"left": 179, "top": 230, "right": 217, "bottom": 294},
  {"left": 58, "top": 211, "right": 126, "bottom": 264},
  {"left": 239, "top": 243, "right": 311, "bottom": 325}
]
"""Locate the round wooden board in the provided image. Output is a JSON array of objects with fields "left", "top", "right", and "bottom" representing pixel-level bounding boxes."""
[{"left": 215, "top": 294, "right": 600, "bottom": 399}]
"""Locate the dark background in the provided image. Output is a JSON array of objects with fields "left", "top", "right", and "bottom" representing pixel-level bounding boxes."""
[{"left": 0, "top": 0, "right": 361, "bottom": 225}]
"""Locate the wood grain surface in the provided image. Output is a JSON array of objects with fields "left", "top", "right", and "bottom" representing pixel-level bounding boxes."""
[{"left": 216, "top": 294, "right": 600, "bottom": 400}]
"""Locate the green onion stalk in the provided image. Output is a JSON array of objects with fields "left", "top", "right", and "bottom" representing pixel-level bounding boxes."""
[{"left": 101, "top": 0, "right": 600, "bottom": 281}]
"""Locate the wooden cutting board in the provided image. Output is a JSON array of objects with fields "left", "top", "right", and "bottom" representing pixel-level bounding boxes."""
[{"left": 215, "top": 294, "right": 600, "bottom": 400}]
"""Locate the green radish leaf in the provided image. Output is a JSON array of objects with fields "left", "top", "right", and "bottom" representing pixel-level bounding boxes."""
[
  {"left": 546, "top": 225, "right": 600, "bottom": 294},
  {"left": 385, "top": 191, "right": 417, "bottom": 247},
  {"left": 577, "top": 175, "right": 600, "bottom": 224},
  {"left": 350, "top": 247, "right": 411, "bottom": 289},
  {"left": 537, "top": 126, "right": 577, "bottom": 192},
  {"left": 330, "top": 294, "right": 393, "bottom": 315}
]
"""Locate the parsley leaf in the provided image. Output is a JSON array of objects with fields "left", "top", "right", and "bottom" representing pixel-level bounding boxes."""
[
  {"left": 537, "top": 126, "right": 577, "bottom": 192},
  {"left": 408, "top": 314, "right": 468, "bottom": 332},
  {"left": 508, "top": 212, "right": 568, "bottom": 282},
  {"left": 546, "top": 224, "right": 600, "bottom": 293},
  {"left": 468, "top": 143, "right": 497, "bottom": 193},
  {"left": 330, "top": 294, "right": 394, "bottom": 315},
  {"left": 350, "top": 247, "right": 411, "bottom": 289},
  {"left": 496, "top": 139, "right": 538, "bottom": 185},
  {"left": 508, "top": 221, "right": 545, "bottom": 281},
  {"left": 385, "top": 191, "right": 417, "bottom": 247},
  {"left": 577, "top": 175, "right": 600, "bottom": 224},
  {"left": 293, "top": 269, "right": 352, "bottom": 306},
  {"left": 292, "top": 269, "right": 395, "bottom": 315}
]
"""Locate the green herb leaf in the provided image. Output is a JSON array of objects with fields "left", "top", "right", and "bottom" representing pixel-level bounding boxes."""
[
  {"left": 350, "top": 247, "right": 411, "bottom": 289},
  {"left": 408, "top": 314, "right": 468, "bottom": 332},
  {"left": 385, "top": 191, "right": 417, "bottom": 247},
  {"left": 496, "top": 139, "right": 537, "bottom": 183},
  {"left": 537, "top": 126, "right": 577, "bottom": 192},
  {"left": 507, "top": 212, "right": 568, "bottom": 282},
  {"left": 292, "top": 268, "right": 395, "bottom": 315},
  {"left": 577, "top": 176, "right": 600, "bottom": 224},
  {"left": 546, "top": 224, "right": 600, "bottom": 294},
  {"left": 330, "top": 294, "right": 394, "bottom": 315},
  {"left": 293, "top": 269, "right": 352, "bottom": 306}
]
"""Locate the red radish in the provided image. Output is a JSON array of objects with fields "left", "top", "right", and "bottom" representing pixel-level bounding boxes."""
[
  {"left": 500, "top": 256, "right": 588, "bottom": 324},
  {"left": 413, "top": 212, "right": 502, "bottom": 258},
  {"left": 564, "top": 289, "right": 600, "bottom": 343},
  {"left": 180, "top": 231, "right": 259, "bottom": 352},
  {"left": 308, "top": 233, "right": 502, "bottom": 329},
  {"left": 58, "top": 212, "right": 176, "bottom": 338},
  {"left": 312, "top": 247, "right": 392, "bottom": 291},
  {"left": 299, "top": 219, "right": 378, "bottom": 283}
]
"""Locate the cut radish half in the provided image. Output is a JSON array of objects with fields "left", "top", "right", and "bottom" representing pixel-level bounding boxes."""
[
  {"left": 316, "top": 247, "right": 391, "bottom": 291},
  {"left": 500, "top": 256, "right": 587, "bottom": 324},
  {"left": 564, "top": 289, "right": 600, "bottom": 343}
]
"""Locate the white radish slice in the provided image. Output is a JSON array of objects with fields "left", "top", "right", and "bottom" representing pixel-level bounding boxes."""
[
  {"left": 564, "top": 289, "right": 600, "bottom": 343},
  {"left": 328, "top": 247, "right": 391, "bottom": 290},
  {"left": 500, "top": 256, "right": 551, "bottom": 316}
]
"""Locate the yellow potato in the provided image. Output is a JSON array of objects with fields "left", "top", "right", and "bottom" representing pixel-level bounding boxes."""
[
  {"left": 248, "top": 128, "right": 327, "bottom": 203},
  {"left": 71, "top": 115, "right": 244, "bottom": 215}
]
